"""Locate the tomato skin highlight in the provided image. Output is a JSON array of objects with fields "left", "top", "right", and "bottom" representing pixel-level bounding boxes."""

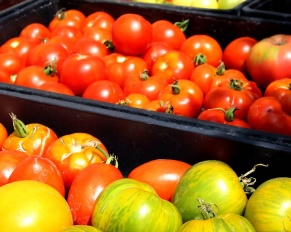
[
  {"left": 244, "top": 177, "right": 291, "bottom": 231},
  {"left": 91, "top": 178, "right": 183, "bottom": 231},
  {"left": 128, "top": 159, "right": 191, "bottom": 201},
  {"left": 172, "top": 160, "right": 248, "bottom": 223}
]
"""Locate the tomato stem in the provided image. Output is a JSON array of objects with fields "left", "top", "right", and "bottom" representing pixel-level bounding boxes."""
[
  {"left": 239, "top": 163, "right": 269, "bottom": 194},
  {"left": 105, "top": 155, "right": 119, "bottom": 168},
  {"left": 140, "top": 70, "right": 150, "bottom": 81},
  {"left": 229, "top": 79, "right": 243, "bottom": 91},
  {"left": 216, "top": 62, "right": 225, "bottom": 75},
  {"left": 171, "top": 80, "right": 181, "bottom": 95},
  {"left": 9, "top": 112, "right": 28, "bottom": 138},
  {"left": 55, "top": 8, "right": 66, "bottom": 20},
  {"left": 224, "top": 107, "right": 236, "bottom": 122},
  {"left": 174, "top": 19, "right": 189, "bottom": 32},
  {"left": 103, "top": 40, "right": 115, "bottom": 53},
  {"left": 193, "top": 53, "right": 207, "bottom": 67},
  {"left": 197, "top": 198, "right": 219, "bottom": 220},
  {"left": 43, "top": 59, "right": 57, "bottom": 76}
]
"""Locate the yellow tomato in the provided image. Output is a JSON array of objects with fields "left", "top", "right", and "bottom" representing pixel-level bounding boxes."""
[
  {"left": 172, "top": 0, "right": 193, "bottom": 6},
  {"left": 191, "top": 0, "right": 218, "bottom": 8},
  {"left": 218, "top": 0, "right": 246, "bottom": 9},
  {"left": 134, "top": 0, "right": 165, "bottom": 3},
  {"left": 0, "top": 180, "right": 73, "bottom": 232}
]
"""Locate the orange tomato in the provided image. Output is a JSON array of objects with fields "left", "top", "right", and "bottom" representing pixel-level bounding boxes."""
[{"left": 0, "top": 123, "right": 8, "bottom": 150}]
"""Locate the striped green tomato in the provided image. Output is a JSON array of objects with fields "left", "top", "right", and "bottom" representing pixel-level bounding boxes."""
[
  {"left": 91, "top": 178, "right": 182, "bottom": 231},
  {"left": 244, "top": 177, "right": 291, "bottom": 231},
  {"left": 172, "top": 160, "right": 248, "bottom": 222},
  {"left": 62, "top": 225, "right": 103, "bottom": 232},
  {"left": 178, "top": 213, "right": 255, "bottom": 231}
]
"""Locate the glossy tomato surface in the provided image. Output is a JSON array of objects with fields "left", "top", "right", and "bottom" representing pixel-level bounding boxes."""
[{"left": 0, "top": 180, "right": 73, "bottom": 232}]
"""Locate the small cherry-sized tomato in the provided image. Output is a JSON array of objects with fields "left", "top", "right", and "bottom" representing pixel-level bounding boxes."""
[
  {"left": 222, "top": 36, "right": 257, "bottom": 75},
  {"left": 2, "top": 113, "right": 58, "bottom": 157},
  {"left": 198, "top": 107, "right": 251, "bottom": 128},
  {"left": 128, "top": 159, "right": 191, "bottom": 201},
  {"left": 112, "top": 13, "right": 153, "bottom": 56},
  {"left": 8, "top": 155, "right": 65, "bottom": 197},
  {"left": 123, "top": 70, "right": 168, "bottom": 101},
  {"left": 82, "top": 11, "right": 115, "bottom": 33},
  {"left": 44, "top": 132, "right": 110, "bottom": 190},
  {"left": 37, "top": 82, "right": 75, "bottom": 96},
  {"left": 19, "top": 23, "right": 51, "bottom": 43},
  {"left": 67, "top": 159, "right": 123, "bottom": 225},
  {"left": 152, "top": 19, "right": 187, "bottom": 50},
  {"left": 60, "top": 53, "right": 108, "bottom": 96},
  {"left": 83, "top": 80, "right": 126, "bottom": 104},
  {"left": 158, "top": 79, "right": 204, "bottom": 117},
  {"left": 180, "top": 34, "right": 223, "bottom": 68},
  {"left": 70, "top": 37, "right": 109, "bottom": 57},
  {"left": 50, "top": 25, "right": 83, "bottom": 44},
  {"left": 122, "top": 93, "right": 151, "bottom": 109},
  {"left": 264, "top": 78, "right": 291, "bottom": 116},
  {"left": 247, "top": 96, "right": 291, "bottom": 136},
  {"left": 151, "top": 50, "right": 194, "bottom": 84},
  {"left": 0, "top": 150, "right": 29, "bottom": 187}
]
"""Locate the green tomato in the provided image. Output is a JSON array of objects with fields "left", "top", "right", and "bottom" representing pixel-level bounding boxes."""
[
  {"left": 244, "top": 177, "right": 291, "bottom": 231},
  {"left": 62, "top": 225, "right": 103, "bottom": 232},
  {"left": 91, "top": 178, "right": 182, "bottom": 231},
  {"left": 178, "top": 213, "right": 255, "bottom": 231},
  {"left": 218, "top": 0, "right": 246, "bottom": 9},
  {"left": 173, "top": 0, "right": 218, "bottom": 8},
  {"left": 172, "top": 160, "right": 248, "bottom": 222}
]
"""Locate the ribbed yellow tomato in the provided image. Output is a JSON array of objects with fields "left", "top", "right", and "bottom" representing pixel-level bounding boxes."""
[{"left": 0, "top": 180, "right": 73, "bottom": 232}]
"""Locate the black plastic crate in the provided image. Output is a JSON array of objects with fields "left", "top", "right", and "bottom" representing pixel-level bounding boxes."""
[
  {"left": 0, "top": 0, "right": 290, "bottom": 186},
  {"left": 242, "top": 0, "right": 291, "bottom": 21}
]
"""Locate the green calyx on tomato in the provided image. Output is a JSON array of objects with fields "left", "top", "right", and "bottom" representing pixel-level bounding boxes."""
[
  {"left": 43, "top": 59, "right": 57, "bottom": 77},
  {"left": 174, "top": 19, "right": 189, "bottom": 32},
  {"left": 171, "top": 80, "right": 181, "bottom": 95},
  {"left": 194, "top": 53, "right": 207, "bottom": 66},
  {"left": 229, "top": 79, "right": 243, "bottom": 91},
  {"left": 9, "top": 113, "right": 28, "bottom": 138}
]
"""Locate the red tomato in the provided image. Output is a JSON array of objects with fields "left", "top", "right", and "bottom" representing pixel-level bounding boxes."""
[
  {"left": 3, "top": 113, "right": 58, "bottom": 157},
  {"left": 158, "top": 79, "right": 204, "bottom": 117},
  {"left": 264, "top": 78, "right": 291, "bottom": 116},
  {"left": 67, "top": 162, "right": 123, "bottom": 225},
  {"left": 112, "top": 14, "right": 153, "bottom": 55},
  {"left": 222, "top": 36, "right": 257, "bottom": 75},
  {"left": 122, "top": 93, "right": 151, "bottom": 109},
  {"left": 247, "top": 97, "right": 291, "bottom": 136},
  {"left": 0, "top": 123, "right": 8, "bottom": 150},
  {"left": 123, "top": 71, "right": 168, "bottom": 101},
  {"left": 0, "top": 37, "right": 39, "bottom": 64},
  {"left": 152, "top": 19, "right": 187, "bottom": 50},
  {"left": 180, "top": 34, "right": 223, "bottom": 67},
  {"left": 19, "top": 23, "right": 51, "bottom": 43},
  {"left": 198, "top": 107, "right": 251, "bottom": 128},
  {"left": 70, "top": 37, "right": 109, "bottom": 57},
  {"left": 47, "top": 35, "right": 75, "bottom": 52},
  {"left": 246, "top": 34, "right": 291, "bottom": 90},
  {"left": 44, "top": 132, "right": 110, "bottom": 190},
  {"left": 14, "top": 65, "right": 59, "bottom": 89},
  {"left": 50, "top": 25, "right": 83, "bottom": 44},
  {"left": 0, "top": 52, "right": 25, "bottom": 84},
  {"left": 204, "top": 79, "right": 262, "bottom": 120},
  {"left": 145, "top": 99, "right": 173, "bottom": 114},
  {"left": 151, "top": 50, "right": 194, "bottom": 84},
  {"left": 26, "top": 42, "right": 69, "bottom": 74},
  {"left": 141, "top": 41, "right": 173, "bottom": 72},
  {"left": 8, "top": 155, "right": 65, "bottom": 197},
  {"left": 128, "top": 159, "right": 191, "bottom": 201},
  {"left": 82, "top": 26, "right": 113, "bottom": 44},
  {"left": 82, "top": 11, "right": 115, "bottom": 33},
  {"left": 37, "top": 82, "right": 75, "bottom": 96},
  {"left": 49, "top": 9, "right": 86, "bottom": 31},
  {"left": 103, "top": 53, "right": 148, "bottom": 88},
  {"left": 60, "top": 53, "right": 108, "bottom": 96},
  {"left": 82, "top": 80, "right": 126, "bottom": 104},
  {"left": 0, "top": 150, "right": 29, "bottom": 187}
]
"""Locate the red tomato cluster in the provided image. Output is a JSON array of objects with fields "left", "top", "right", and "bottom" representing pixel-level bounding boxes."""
[{"left": 0, "top": 9, "right": 290, "bottom": 137}]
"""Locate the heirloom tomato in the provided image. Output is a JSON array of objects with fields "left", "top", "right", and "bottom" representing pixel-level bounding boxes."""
[
  {"left": 0, "top": 123, "right": 8, "bottom": 149},
  {"left": 246, "top": 34, "right": 291, "bottom": 90},
  {"left": 123, "top": 70, "right": 168, "bottom": 101},
  {"left": 44, "top": 132, "right": 109, "bottom": 190},
  {"left": 247, "top": 96, "right": 291, "bottom": 136},
  {"left": 264, "top": 78, "right": 291, "bottom": 116},
  {"left": 172, "top": 160, "right": 248, "bottom": 222},
  {"left": 0, "top": 150, "right": 28, "bottom": 187},
  {"left": 0, "top": 180, "right": 73, "bottom": 232},
  {"left": 60, "top": 53, "right": 107, "bottom": 96},
  {"left": 112, "top": 13, "right": 153, "bottom": 56},
  {"left": 91, "top": 178, "right": 183, "bottom": 231},
  {"left": 82, "top": 11, "right": 115, "bottom": 33},
  {"left": 2, "top": 113, "right": 58, "bottom": 156},
  {"left": 180, "top": 34, "right": 222, "bottom": 67},
  {"left": 222, "top": 36, "right": 257, "bottom": 75},
  {"left": 179, "top": 212, "right": 255, "bottom": 231},
  {"left": 151, "top": 19, "right": 187, "bottom": 50},
  {"left": 67, "top": 161, "right": 123, "bottom": 225},
  {"left": 19, "top": 23, "right": 51, "bottom": 43},
  {"left": 198, "top": 107, "right": 251, "bottom": 128},
  {"left": 204, "top": 78, "right": 262, "bottom": 120},
  {"left": 151, "top": 50, "right": 194, "bottom": 84},
  {"left": 62, "top": 225, "right": 102, "bottom": 232},
  {"left": 244, "top": 177, "right": 291, "bottom": 231},
  {"left": 14, "top": 65, "right": 59, "bottom": 89},
  {"left": 82, "top": 80, "right": 126, "bottom": 104},
  {"left": 49, "top": 9, "right": 86, "bottom": 31},
  {"left": 0, "top": 52, "right": 25, "bottom": 84},
  {"left": 8, "top": 155, "right": 65, "bottom": 197},
  {"left": 158, "top": 79, "right": 204, "bottom": 117},
  {"left": 128, "top": 159, "right": 191, "bottom": 201}
]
